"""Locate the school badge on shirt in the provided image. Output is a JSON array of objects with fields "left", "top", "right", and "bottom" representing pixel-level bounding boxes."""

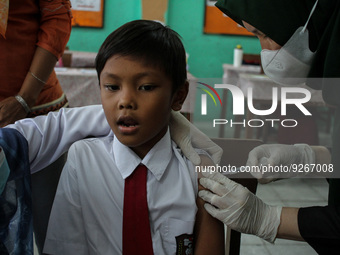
[{"left": 176, "top": 234, "right": 194, "bottom": 255}]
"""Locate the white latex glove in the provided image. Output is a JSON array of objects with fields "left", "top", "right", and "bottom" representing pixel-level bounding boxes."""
[
  {"left": 170, "top": 111, "right": 222, "bottom": 165},
  {"left": 199, "top": 171, "right": 282, "bottom": 243},
  {"left": 246, "top": 144, "right": 315, "bottom": 184}
]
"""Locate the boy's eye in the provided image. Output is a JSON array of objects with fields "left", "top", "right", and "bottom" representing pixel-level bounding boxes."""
[
  {"left": 104, "top": 85, "right": 119, "bottom": 91},
  {"left": 139, "top": 84, "right": 156, "bottom": 91}
]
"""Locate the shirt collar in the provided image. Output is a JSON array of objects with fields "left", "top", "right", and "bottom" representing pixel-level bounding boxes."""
[{"left": 113, "top": 128, "right": 172, "bottom": 181}]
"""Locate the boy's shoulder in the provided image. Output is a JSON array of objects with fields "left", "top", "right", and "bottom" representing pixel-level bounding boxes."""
[
  {"left": 171, "top": 140, "right": 213, "bottom": 173},
  {"left": 172, "top": 141, "right": 212, "bottom": 163},
  {"left": 69, "top": 135, "right": 113, "bottom": 153},
  {"left": 66, "top": 136, "right": 114, "bottom": 169}
]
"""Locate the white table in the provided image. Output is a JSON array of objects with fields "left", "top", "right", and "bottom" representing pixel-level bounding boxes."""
[
  {"left": 230, "top": 73, "right": 326, "bottom": 140},
  {"left": 238, "top": 73, "right": 324, "bottom": 105},
  {"left": 56, "top": 68, "right": 101, "bottom": 107},
  {"left": 61, "top": 51, "right": 97, "bottom": 68}
]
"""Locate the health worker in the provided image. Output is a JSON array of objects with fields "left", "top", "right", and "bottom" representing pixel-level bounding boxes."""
[{"left": 199, "top": 0, "right": 340, "bottom": 254}]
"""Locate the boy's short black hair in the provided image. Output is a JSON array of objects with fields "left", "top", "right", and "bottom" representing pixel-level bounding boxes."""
[{"left": 95, "top": 20, "right": 187, "bottom": 91}]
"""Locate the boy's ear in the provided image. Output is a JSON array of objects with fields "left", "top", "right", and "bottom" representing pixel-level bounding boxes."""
[{"left": 172, "top": 81, "right": 189, "bottom": 111}]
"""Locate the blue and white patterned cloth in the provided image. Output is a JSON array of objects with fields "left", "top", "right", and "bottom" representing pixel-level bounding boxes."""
[{"left": 0, "top": 128, "right": 32, "bottom": 255}]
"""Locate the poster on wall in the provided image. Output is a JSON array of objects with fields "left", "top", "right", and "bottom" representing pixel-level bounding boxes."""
[
  {"left": 142, "top": 0, "right": 168, "bottom": 23},
  {"left": 203, "top": 0, "right": 253, "bottom": 36},
  {"left": 70, "top": 0, "right": 104, "bottom": 27}
]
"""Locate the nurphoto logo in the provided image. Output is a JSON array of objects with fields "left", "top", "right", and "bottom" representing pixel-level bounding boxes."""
[{"left": 197, "top": 82, "right": 312, "bottom": 128}]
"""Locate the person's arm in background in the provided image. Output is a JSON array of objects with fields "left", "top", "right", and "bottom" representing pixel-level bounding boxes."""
[
  {"left": 0, "top": 47, "right": 59, "bottom": 126},
  {"left": 194, "top": 155, "right": 224, "bottom": 254},
  {"left": 0, "top": 0, "right": 72, "bottom": 127},
  {"left": 276, "top": 207, "right": 302, "bottom": 240}
]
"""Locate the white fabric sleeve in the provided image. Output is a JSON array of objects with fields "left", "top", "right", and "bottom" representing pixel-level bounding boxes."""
[
  {"left": 5, "top": 105, "right": 110, "bottom": 173},
  {"left": 43, "top": 150, "right": 88, "bottom": 255}
]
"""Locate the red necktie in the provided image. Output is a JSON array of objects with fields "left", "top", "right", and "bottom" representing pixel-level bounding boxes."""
[{"left": 123, "top": 164, "right": 154, "bottom": 255}]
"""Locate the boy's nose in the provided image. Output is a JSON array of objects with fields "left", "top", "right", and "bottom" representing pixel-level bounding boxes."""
[{"left": 118, "top": 91, "right": 136, "bottom": 110}]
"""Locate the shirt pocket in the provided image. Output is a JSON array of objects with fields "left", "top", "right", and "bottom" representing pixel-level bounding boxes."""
[{"left": 160, "top": 218, "right": 195, "bottom": 255}]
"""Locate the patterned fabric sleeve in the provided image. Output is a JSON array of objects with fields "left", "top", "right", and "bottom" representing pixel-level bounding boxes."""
[
  {"left": 0, "top": 128, "right": 32, "bottom": 255},
  {"left": 37, "top": 0, "right": 72, "bottom": 59},
  {"left": 0, "top": 0, "right": 9, "bottom": 37}
]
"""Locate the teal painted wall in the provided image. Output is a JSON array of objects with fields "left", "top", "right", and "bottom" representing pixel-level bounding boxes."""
[
  {"left": 67, "top": 0, "right": 262, "bottom": 120},
  {"left": 166, "top": 0, "right": 262, "bottom": 121},
  {"left": 167, "top": 0, "right": 261, "bottom": 78},
  {"left": 67, "top": 1, "right": 141, "bottom": 52},
  {"left": 68, "top": 0, "right": 261, "bottom": 77}
]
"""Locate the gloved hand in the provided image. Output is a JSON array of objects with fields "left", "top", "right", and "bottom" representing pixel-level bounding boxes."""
[
  {"left": 170, "top": 110, "right": 222, "bottom": 165},
  {"left": 199, "top": 171, "right": 282, "bottom": 243},
  {"left": 247, "top": 144, "right": 315, "bottom": 184}
]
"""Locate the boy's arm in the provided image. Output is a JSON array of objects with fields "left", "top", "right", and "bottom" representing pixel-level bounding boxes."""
[
  {"left": 194, "top": 155, "right": 225, "bottom": 255},
  {"left": 5, "top": 105, "right": 110, "bottom": 173}
]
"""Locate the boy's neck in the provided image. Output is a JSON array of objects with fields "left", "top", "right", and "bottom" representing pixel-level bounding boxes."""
[{"left": 130, "top": 126, "right": 169, "bottom": 159}]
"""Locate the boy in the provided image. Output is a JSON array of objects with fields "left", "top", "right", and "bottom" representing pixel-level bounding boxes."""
[{"left": 43, "top": 20, "right": 224, "bottom": 254}]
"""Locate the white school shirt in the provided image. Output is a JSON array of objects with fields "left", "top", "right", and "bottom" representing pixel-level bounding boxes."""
[
  {"left": 6, "top": 105, "right": 111, "bottom": 173},
  {"left": 43, "top": 129, "right": 201, "bottom": 255}
]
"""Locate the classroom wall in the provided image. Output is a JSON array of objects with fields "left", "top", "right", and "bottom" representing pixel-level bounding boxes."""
[
  {"left": 166, "top": 0, "right": 262, "bottom": 121},
  {"left": 166, "top": 0, "right": 262, "bottom": 78},
  {"left": 67, "top": 1, "right": 142, "bottom": 53},
  {"left": 67, "top": 0, "right": 262, "bottom": 120}
]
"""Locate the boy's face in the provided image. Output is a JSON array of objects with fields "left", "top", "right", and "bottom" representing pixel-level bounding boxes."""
[{"left": 100, "top": 55, "right": 188, "bottom": 159}]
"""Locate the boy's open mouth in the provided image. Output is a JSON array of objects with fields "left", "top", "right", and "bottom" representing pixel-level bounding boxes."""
[{"left": 117, "top": 116, "right": 139, "bottom": 130}]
